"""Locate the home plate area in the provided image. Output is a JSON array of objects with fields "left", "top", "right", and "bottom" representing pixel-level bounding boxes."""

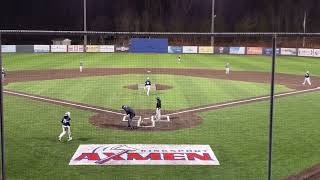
[{"left": 122, "top": 115, "right": 170, "bottom": 128}]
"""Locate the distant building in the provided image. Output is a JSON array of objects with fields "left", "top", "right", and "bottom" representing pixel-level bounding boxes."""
[{"left": 52, "top": 38, "right": 72, "bottom": 45}]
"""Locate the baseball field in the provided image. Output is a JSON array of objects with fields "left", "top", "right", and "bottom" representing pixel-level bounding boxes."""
[{"left": 2, "top": 53, "right": 320, "bottom": 180}]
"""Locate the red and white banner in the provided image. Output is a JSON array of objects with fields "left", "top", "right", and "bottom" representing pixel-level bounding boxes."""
[
  {"left": 247, "top": 47, "right": 263, "bottom": 55},
  {"left": 68, "top": 45, "right": 84, "bottom": 53},
  {"left": 69, "top": 144, "right": 220, "bottom": 166}
]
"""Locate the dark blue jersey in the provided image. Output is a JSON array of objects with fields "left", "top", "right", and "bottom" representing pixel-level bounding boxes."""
[
  {"left": 145, "top": 80, "right": 151, "bottom": 86},
  {"left": 123, "top": 106, "right": 135, "bottom": 116},
  {"left": 305, "top": 73, "right": 310, "bottom": 78},
  {"left": 156, "top": 99, "right": 161, "bottom": 109},
  {"left": 61, "top": 115, "right": 71, "bottom": 126}
]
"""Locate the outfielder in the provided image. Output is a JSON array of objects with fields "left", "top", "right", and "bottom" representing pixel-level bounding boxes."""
[
  {"left": 225, "top": 62, "right": 230, "bottom": 74},
  {"left": 145, "top": 77, "right": 151, "bottom": 96},
  {"left": 58, "top": 112, "right": 72, "bottom": 141},
  {"left": 302, "top": 71, "right": 311, "bottom": 85},
  {"left": 178, "top": 55, "right": 181, "bottom": 62},
  {"left": 79, "top": 62, "right": 83, "bottom": 72},
  {"left": 156, "top": 96, "right": 161, "bottom": 120},
  {"left": 122, "top": 105, "right": 136, "bottom": 128}
]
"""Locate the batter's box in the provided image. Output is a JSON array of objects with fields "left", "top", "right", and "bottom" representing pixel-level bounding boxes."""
[
  {"left": 122, "top": 116, "right": 141, "bottom": 122},
  {"left": 151, "top": 115, "right": 170, "bottom": 122}
]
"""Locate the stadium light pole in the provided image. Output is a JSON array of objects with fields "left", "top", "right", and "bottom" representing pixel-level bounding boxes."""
[
  {"left": 302, "top": 11, "right": 307, "bottom": 47},
  {"left": 211, "top": 0, "right": 216, "bottom": 46},
  {"left": 83, "top": 0, "right": 87, "bottom": 49},
  {"left": 0, "top": 33, "right": 6, "bottom": 180}
]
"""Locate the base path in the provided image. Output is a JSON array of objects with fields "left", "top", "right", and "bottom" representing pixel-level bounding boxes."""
[{"left": 4, "top": 68, "right": 320, "bottom": 131}]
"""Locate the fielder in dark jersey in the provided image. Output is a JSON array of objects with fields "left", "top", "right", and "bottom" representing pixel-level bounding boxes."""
[
  {"left": 58, "top": 112, "right": 72, "bottom": 141},
  {"left": 122, "top": 105, "right": 136, "bottom": 128},
  {"left": 145, "top": 77, "right": 151, "bottom": 96},
  {"left": 302, "top": 71, "right": 311, "bottom": 85}
]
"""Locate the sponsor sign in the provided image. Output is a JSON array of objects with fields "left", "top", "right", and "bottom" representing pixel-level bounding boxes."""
[
  {"left": 198, "top": 46, "right": 214, "bottom": 54},
  {"left": 68, "top": 45, "right": 84, "bottom": 53},
  {"left": 86, "top": 45, "right": 99, "bottom": 52},
  {"left": 247, "top": 47, "right": 263, "bottom": 55},
  {"left": 314, "top": 49, "right": 320, "bottom": 57},
  {"left": 281, "top": 48, "right": 297, "bottom": 56},
  {"left": 298, "top": 48, "right": 314, "bottom": 57},
  {"left": 100, "top": 45, "right": 115, "bottom": 53},
  {"left": 51, "top": 45, "right": 67, "bottom": 53},
  {"left": 263, "top": 48, "right": 280, "bottom": 55},
  {"left": 115, "top": 46, "right": 130, "bottom": 52},
  {"left": 168, "top": 46, "right": 183, "bottom": 54},
  {"left": 183, "top": 46, "right": 198, "bottom": 54},
  {"left": 229, "top": 47, "right": 245, "bottom": 55},
  {"left": 69, "top": 144, "right": 220, "bottom": 166},
  {"left": 214, "top": 47, "right": 229, "bottom": 54},
  {"left": 34, "top": 45, "right": 50, "bottom": 53},
  {"left": 1, "top": 45, "right": 16, "bottom": 53}
]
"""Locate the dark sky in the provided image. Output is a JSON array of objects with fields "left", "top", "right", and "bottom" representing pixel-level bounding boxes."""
[{"left": 0, "top": 0, "right": 319, "bottom": 32}]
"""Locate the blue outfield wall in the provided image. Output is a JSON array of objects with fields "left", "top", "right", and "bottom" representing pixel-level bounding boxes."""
[{"left": 130, "top": 38, "right": 168, "bottom": 53}]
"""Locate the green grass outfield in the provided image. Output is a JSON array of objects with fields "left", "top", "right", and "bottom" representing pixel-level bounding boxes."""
[
  {"left": 3, "top": 53, "right": 320, "bottom": 76},
  {"left": 5, "top": 91, "right": 320, "bottom": 180},
  {"left": 5, "top": 74, "right": 291, "bottom": 110}
]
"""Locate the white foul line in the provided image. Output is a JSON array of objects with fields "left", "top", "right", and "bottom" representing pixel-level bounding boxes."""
[
  {"left": 165, "top": 87, "right": 320, "bottom": 116},
  {"left": 4, "top": 90, "right": 126, "bottom": 116}
]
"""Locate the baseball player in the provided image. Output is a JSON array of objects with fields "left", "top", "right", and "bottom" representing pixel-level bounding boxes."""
[
  {"left": 178, "top": 55, "right": 181, "bottom": 62},
  {"left": 1, "top": 67, "right": 6, "bottom": 80},
  {"left": 156, "top": 96, "right": 161, "bottom": 121},
  {"left": 122, "top": 105, "right": 136, "bottom": 128},
  {"left": 302, "top": 71, "right": 311, "bottom": 85},
  {"left": 145, "top": 77, "right": 151, "bottom": 96},
  {"left": 79, "top": 62, "right": 83, "bottom": 72},
  {"left": 58, "top": 112, "right": 72, "bottom": 141},
  {"left": 225, "top": 62, "right": 230, "bottom": 74}
]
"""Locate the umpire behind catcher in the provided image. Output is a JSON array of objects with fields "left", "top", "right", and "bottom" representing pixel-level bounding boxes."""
[{"left": 122, "top": 105, "right": 136, "bottom": 128}]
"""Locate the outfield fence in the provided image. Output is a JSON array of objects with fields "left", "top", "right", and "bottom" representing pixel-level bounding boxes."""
[{"left": 0, "top": 31, "right": 320, "bottom": 180}]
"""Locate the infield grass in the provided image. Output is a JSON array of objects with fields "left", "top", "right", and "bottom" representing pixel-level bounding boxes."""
[{"left": 5, "top": 74, "right": 291, "bottom": 110}]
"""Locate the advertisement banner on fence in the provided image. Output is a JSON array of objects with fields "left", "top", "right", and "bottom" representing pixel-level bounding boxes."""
[
  {"left": 314, "top": 49, "right": 320, "bottom": 57},
  {"left": 198, "top": 46, "right": 214, "bottom": 54},
  {"left": 69, "top": 144, "right": 220, "bottom": 166},
  {"left": 34, "top": 45, "right": 50, "bottom": 53},
  {"left": 168, "top": 46, "right": 183, "bottom": 53},
  {"left": 183, "top": 46, "right": 198, "bottom": 53},
  {"left": 86, "top": 45, "right": 99, "bottom": 52},
  {"left": 51, "top": 45, "right": 67, "bottom": 53},
  {"left": 100, "top": 45, "right": 115, "bottom": 53},
  {"left": 1, "top": 45, "right": 16, "bottom": 53},
  {"left": 247, "top": 47, "right": 263, "bottom": 55},
  {"left": 298, "top": 48, "right": 314, "bottom": 57},
  {"left": 68, "top": 45, "right": 84, "bottom": 53},
  {"left": 214, "top": 47, "right": 229, "bottom": 54},
  {"left": 130, "top": 38, "right": 168, "bottom": 53},
  {"left": 280, "top": 48, "right": 297, "bottom": 56},
  {"left": 263, "top": 48, "right": 280, "bottom": 55},
  {"left": 115, "top": 46, "right": 130, "bottom": 52},
  {"left": 16, "top": 45, "right": 34, "bottom": 53},
  {"left": 229, "top": 47, "right": 245, "bottom": 55}
]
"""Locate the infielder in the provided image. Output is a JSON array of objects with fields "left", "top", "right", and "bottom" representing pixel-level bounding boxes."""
[
  {"left": 1, "top": 67, "right": 6, "bottom": 80},
  {"left": 178, "top": 55, "right": 181, "bottom": 62},
  {"left": 122, "top": 105, "right": 136, "bottom": 128},
  {"left": 302, "top": 71, "right": 311, "bottom": 85},
  {"left": 79, "top": 62, "right": 83, "bottom": 72},
  {"left": 225, "top": 62, "right": 230, "bottom": 74},
  {"left": 156, "top": 96, "right": 161, "bottom": 121},
  {"left": 145, "top": 77, "right": 151, "bottom": 96},
  {"left": 58, "top": 112, "right": 72, "bottom": 141}
]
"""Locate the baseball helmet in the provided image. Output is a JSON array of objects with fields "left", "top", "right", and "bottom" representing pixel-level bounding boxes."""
[
  {"left": 65, "top": 112, "right": 71, "bottom": 116},
  {"left": 122, "top": 105, "right": 127, "bottom": 109}
]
